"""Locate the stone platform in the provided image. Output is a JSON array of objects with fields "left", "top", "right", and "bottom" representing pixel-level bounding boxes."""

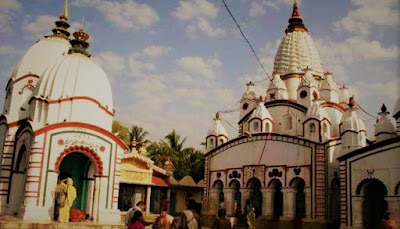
[{"left": 0, "top": 215, "right": 125, "bottom": 229}]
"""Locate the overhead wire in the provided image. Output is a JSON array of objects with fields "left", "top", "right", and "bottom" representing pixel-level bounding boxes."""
[{"left": 221, "top": 0, "right": 272, "bottom": 81}]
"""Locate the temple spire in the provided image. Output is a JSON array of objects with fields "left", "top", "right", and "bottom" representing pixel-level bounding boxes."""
[
  {"left": 285, "top": 0, "right": 308, "bottom": 33},
  {"left": 63, "top": 0, "right": 69, "bottom": 20},
  {"left": 69, "top": 27, "right": 91, "bottom": 57},
  {"left": 48, "top": 0, "right": 70, "bottom": 39},
  {"left": 291, "top": 0, "right": 301, "bottom": 19}
]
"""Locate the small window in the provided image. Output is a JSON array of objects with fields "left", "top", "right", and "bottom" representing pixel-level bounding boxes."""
[
  {"left": 209, "top": 138, "right": 214, "bottom": 148},
  {"left": 243, "top": 103, "right": 249, "bottom": 110},
  {"left": 323, "top": 123, "right": 328, "bottom": 134},
  {"left": 284, "top": 115, "right": 293, "bottom": 130},
  {"left": 253, "top": 122, "right": 259, "bottom": 132},
  {"left": 265, "top": 123, "right": 270, "bottom": 132},
  {"left": 310, "top": 123, "right": 316, "bottom": 133},
  {"left": 219, "top": 139, "right": 224, "bottom": 145}
]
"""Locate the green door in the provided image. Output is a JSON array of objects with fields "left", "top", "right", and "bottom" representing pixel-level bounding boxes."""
[{"left": 59, "top": 152, "right": 92, "bottom": 210}]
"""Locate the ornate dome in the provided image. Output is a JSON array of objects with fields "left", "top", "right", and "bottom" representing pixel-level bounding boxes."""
[
  {"left": 320, "top": 72, "right": 339, "bottom": 92},
  {"left": 273, "top": 1, "right": 323, "bottom": 76},
  {"left": 298, "top": 68, "right": 318, "bottom": 88},
  {"left": 340, "top": 107, "right": 366, "bottom": 134},
  {"left": 306, "top": 100, "right": 329, "bottom": 120},
  {"left": 33, "top": 29, "right": 114, "bottom": 129},
  {"left": 207, "top": 113, "right": 229, "bottom": 138},
  {"left": 267, "top": 74, "right": 287, "bottom": 91},
  {"left": 241, "top": 81, "right": 257, "bottom": 101},
  {"left": 11, "top": 6, "right": 71, "bottom": 81},
  {"left": 375, "top": 104, "right": 396, "bottom": 136},
  {"left": 250, "top": 100, "right": 272, "bottom": 120}
]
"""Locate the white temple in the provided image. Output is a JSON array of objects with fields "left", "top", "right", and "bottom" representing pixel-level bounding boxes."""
[
  {"left": 0, "top": 1, "right": 126, "bottom": 223},
  {"left": 202, "top": 1, "right": 400, "bottom": 228}
]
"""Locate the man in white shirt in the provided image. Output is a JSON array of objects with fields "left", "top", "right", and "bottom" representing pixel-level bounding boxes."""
[{"left": 125, "top": 201, "right": 152, "bottom": 226}]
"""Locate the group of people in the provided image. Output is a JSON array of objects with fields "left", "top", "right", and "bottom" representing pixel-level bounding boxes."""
[{"left": 125, "top": 200, "right": 201, "bottom": 229}]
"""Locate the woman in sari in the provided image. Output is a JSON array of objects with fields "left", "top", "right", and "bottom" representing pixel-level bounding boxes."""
[{"left": 58, "top": 178, "right": 77, "bottom": 222}]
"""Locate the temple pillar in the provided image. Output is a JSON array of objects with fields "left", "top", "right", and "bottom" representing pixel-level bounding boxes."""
[
  {"left": 304, "top": 187, "right": 311, "bottom": 218},
  {"left": 352, "top": 196, "right": 363, "bottom": 228},
  {"left": 241, "top": 188, "right": 250, "bottom": 213},
  {"left": 264, "top": 188, "right": 274, "bottom": 217},
  {"left": 282, "top": 187, "right": 296, "bottom": 219},
  {"left": 261, "top": 188, "right": 269, "bottom": 216},
  {"left": 146, "top": 186, "right": 151, "bottom": 215},
  {"left": 223, "top": 188, "right": 235, "bottom": 216},
  {"left": 208, "top": 188, "right": 219, "bottom": 215}
]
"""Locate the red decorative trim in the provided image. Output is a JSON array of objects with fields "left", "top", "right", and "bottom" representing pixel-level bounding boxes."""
[
  {"left": 320, "top": 101, "right": 345, "bottom": 112},
  {"left": 34, "top": 122, "right": 128, "bottom": 149},
  {"left": 33, "top": 96, "right": 114, "bottom": 117},
  {"left": 54, "top": 145, "right": 104, "bottom": 175},
  {"left": 13, "top": 74, "right": 39, "bottom": 84}
]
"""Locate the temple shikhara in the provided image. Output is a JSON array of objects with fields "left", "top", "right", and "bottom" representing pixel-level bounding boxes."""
[
  {"left": 0, "top": 0, "right": 398, "bottom": 229},
  {"left": 202, "top": 1, "right": 400, "bottom": 228}
]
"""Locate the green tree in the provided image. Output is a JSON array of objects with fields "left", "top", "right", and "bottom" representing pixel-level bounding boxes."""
[
  {"left": 129, "top": 125, "right": 150, "bottom": 150},
  {"left": 146, "top": 129, "right": 205, "bottom": 182},
  {"left": 112, "top": 120, "right": 130, "bottom": 146}
]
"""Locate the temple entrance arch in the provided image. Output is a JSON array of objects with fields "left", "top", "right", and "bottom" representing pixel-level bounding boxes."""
[
  {"left": 58, "top": 153, "right": 95, "bottom": 211},
  {"left": 9, "top": 145, "right": 29, "bottom": 215},
  {"left": 213, "top": 180, "right": 224, "bottom": 209},
  {"left": 358, "top": 179, "right": 388, "bottom": 228},
  {"left": 268, "top": 179, "right": 283, "bottom": 218},
  {"left": 247, "top": 178, "right": 262, "bottom": 216},
  {"left": 54, "top": 146, "right": 104, "bottom": 221},
  {"left": 290, "top": 178, "right": 305, "bottom": 218},
  {"left": 330, "top": 178, "right": 340, "bottom": 226},
  {"left": 229, "top": 179, "right": 241, "bottom": 215}
]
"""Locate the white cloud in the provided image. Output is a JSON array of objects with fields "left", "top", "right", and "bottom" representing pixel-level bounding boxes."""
[
  {"left": 23, "top": 15, "right": 55, "bottom": 37},
  {"left": 0, "top": 0, "right": 21, "bottom": 11},
  {"left": 176, "top": 56, "right": 222, "bottom": 79},
  {"left": 143, "top": 45, "right": 172, "bottom": 57},
  {"left": 127, "top": 55, "right": 155, "bottom": 76},
  {"left": 333, "top": 0, "right": 399, "bottom": 36},
  {"left": 0, "top": 0, "right": 21, "bottom": 34},
  {"left": 172, "top": 0, "right": 225, "bottom": 38},
  {"left": 317, "top": 37, "right": 398, "bottom": 72},
  {"left": 172, "top": 0, "right": 218, "bottom": 20},
  {"left": 73, "top": 0, "right": 159, "bottom": 29},
  {"left": 195, "top": 17, "right": 226, "bottom": 37},
  {"left": 93, "top": 51, "right": 126, "bottom": 74},
  {"left": 249, "top": 1, "right": 266, "bottom": 18}
]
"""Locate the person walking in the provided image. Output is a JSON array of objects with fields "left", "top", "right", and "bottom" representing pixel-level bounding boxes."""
[
  {"left": 175, "top": 200, "right": 200, "bottom": 229},
  {"left": 213, "top": 208, "right": 232, "bottom": 229}
]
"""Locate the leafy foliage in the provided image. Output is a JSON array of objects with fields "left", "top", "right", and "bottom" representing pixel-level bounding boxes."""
[
  {"left": 112, "top": 120, "right": 130, "bottom": 146},
  {"left": 147, "top": 129, "right": 205, "bottom": 183}
]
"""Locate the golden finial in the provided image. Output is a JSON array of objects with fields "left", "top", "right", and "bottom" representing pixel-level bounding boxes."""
[{"left": 63, "top": 0, "right": 69, "bottom": 20}]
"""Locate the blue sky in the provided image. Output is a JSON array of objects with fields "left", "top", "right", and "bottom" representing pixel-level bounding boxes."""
[{"left": 0, "top": 0, "right": 399, "bottom": 148}]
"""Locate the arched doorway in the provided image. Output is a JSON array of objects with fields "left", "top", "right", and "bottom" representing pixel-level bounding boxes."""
[
  {"left": 358, "top": 179, "right": 388, "bottom": 229},
  {"left": 9, "top": 145, "right": 29, "bottom": 214},
  {"left": 57, "top": 152, "right": 95, "bottom": 219},
  {"left": 290, "top": 178, "right": 305, "bottom": 218},
  {"left": 247, "top": 178, "right": 262, "bottom": 217},
  {"left": 269, "top": 179, "right": 283, "bottom": 218},
  {"left": 213, "top": 180, "right": 224, "bottom": 210},
  {"left": 229, "top": 180, "right": 241, "bottom": 215},
  {"left": 330, "top": 178, "right": 340, "bottom": 226}
]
